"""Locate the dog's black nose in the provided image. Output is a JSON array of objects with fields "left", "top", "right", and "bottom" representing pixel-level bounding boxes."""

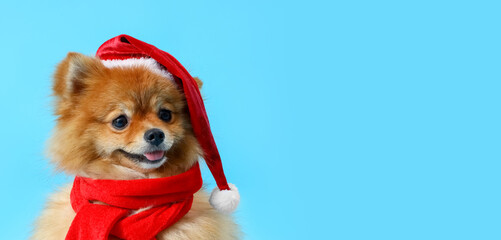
[{"left": 144, "top": 128, "right": 165, "bottom": 146}]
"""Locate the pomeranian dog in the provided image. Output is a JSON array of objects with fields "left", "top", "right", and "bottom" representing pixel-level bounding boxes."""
[{"left": 32, "top": 43, "right": 239, "bottom": 239}]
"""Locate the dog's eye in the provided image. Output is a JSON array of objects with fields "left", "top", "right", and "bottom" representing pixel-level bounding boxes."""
[
  {"left": 158, "top": 109, "right": 172, "bottom": 122},
  {"left": 112, "top": 115, "right": 128, "bottom": 130}
]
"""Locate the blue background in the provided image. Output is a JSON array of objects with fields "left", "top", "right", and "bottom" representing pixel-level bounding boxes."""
[{"left": 0, "top": 0, "right": 500, "bottom": 239}]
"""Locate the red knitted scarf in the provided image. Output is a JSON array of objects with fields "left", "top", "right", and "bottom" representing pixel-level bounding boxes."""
[{"left": 65, "top": 162, "right": 203, "bottom": 240}]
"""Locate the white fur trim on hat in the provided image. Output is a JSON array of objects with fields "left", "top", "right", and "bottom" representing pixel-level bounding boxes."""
[
  {"left": 100, "top": 57, "right": 174, "bottom": 81},
  {"left": 209, "top": 183, "right": 239, "bottom": 214}
]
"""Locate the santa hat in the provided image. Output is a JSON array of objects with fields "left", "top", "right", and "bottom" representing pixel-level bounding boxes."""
[{"left": 96, "top": 34, "right": 239, "bottom": 213}]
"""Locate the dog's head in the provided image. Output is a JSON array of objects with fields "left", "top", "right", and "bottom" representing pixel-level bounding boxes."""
[{"left": 49, "top": 53, "right": 203, "bottom": 179}]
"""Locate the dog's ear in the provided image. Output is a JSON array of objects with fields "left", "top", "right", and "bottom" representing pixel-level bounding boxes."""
[
  {"left": 53, "top": 52, "right": 103, "bottom": 99},
  {"left": 193, "top": 77, "right": 203, "bottom": 89}
]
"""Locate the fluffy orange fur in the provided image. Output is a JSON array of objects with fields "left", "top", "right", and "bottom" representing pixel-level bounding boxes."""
[{"left": 31, "top": 53, "right": 240, "bottom": 239}]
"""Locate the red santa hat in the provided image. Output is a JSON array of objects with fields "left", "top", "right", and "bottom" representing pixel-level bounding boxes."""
[{"left": 96, "top": 34, "right": 239, "bottom": 213}]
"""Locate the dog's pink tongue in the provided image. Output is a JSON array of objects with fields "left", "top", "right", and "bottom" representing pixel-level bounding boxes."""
[{"left": 143, "top": 151, "right": 165, "bottom": 161}]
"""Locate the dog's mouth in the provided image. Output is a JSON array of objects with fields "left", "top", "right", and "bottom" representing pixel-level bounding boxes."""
[{"left": 118, "top": 149, "right": 166, "bottom": 165}]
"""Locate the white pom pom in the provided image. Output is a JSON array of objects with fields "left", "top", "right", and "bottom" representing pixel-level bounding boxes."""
[{"left": 209, "top": 183, "right": 240, "bottom": 214}]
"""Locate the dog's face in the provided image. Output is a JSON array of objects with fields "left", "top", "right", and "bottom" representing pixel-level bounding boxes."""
[{"left": 49, "top": 53, "right": 202, "bottom": 179}]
